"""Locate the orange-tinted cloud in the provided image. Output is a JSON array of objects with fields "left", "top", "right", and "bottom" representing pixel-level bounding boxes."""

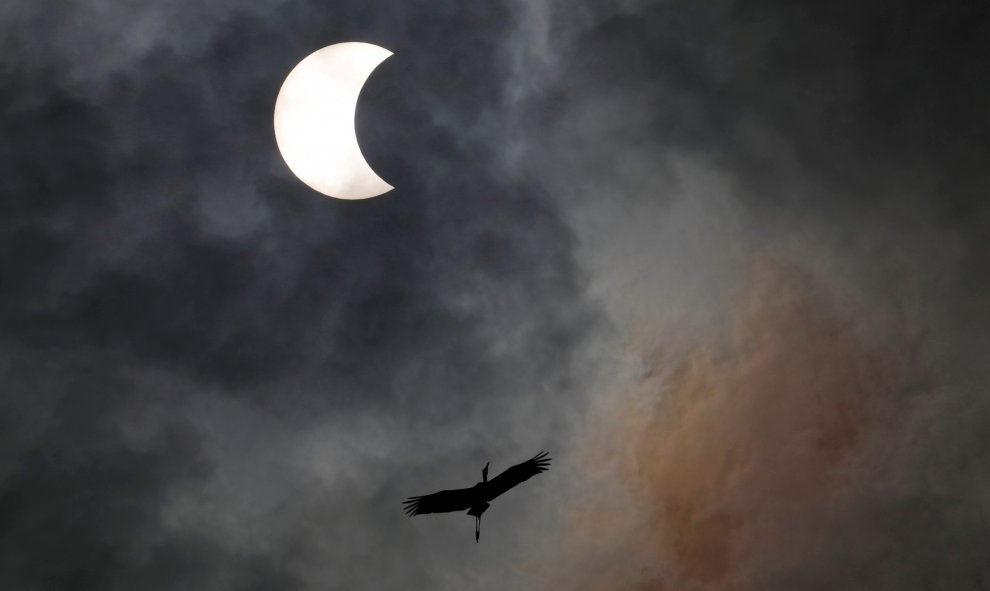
[{"left": 544, "top": 259, "right": 924, "bottom": 590}]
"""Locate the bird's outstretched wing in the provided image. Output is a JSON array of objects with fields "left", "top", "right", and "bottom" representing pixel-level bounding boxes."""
[
  {"left": 483, "top": 451, "right": 551, "bottom": 501},
  {"left": 403, "top": 487, "right": 475, "bottom": 516}
]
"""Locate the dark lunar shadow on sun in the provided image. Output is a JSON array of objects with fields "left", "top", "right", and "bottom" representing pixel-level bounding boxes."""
[{"left": 355, "top": 36, "right": 507, "bottom": 206}]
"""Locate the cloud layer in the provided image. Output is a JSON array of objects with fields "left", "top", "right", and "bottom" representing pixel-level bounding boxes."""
[
  {"left": 496, "top": 1, "right": 990, "bottom": 589},
  {"left": 542, "top": 260, "right": 983, "bottom": 590},
  {"left": 2, "top": 1, "right": 989, "bottom": 590}
]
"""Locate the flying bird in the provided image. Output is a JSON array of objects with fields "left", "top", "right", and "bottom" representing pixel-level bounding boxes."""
[{"left": 403, "top": 451, "right": 551, "bottom": 542}]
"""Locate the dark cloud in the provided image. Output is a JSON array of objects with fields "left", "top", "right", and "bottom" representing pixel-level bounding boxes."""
[
  {"left": 0, "top": 361, "right": 305, "bottom": 591},
  {"left": 3, "top": 0, "right": 989, "bottom": 590},
  {"left": 494, "top": 1, "right": 990, "bottom": 590},
  {"left": 1, "top": 2, "right": 601, "bottom": 589},
  {"left": 1, "top": 1, "right": 597, "bottom": 397}
]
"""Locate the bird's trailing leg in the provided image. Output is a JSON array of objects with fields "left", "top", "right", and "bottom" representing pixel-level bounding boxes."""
[{"left": 467, "top": 501, "right": 489, "bottom": 543}]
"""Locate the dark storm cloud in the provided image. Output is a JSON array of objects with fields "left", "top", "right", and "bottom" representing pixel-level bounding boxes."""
[
  {"left": 0, "top": 0, "right": 595, "bottom": 397},
  {"left": 495, "top": 1, "right": 990, "bottom": 589},
  {"left": 0, "top": 351, "right": 309, "bottom": 591},
  {"left": 497, "top": 0, "right": 989, "bottom": 370},
  {"left": 4, "top": 0, "right": 989, "bottom": 590},
  {"left": 1, "top": 2, "right": 602, "bottom": 590}
]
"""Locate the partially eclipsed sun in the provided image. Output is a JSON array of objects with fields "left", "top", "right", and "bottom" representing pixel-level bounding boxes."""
[{"left": 274, "top": 42, "right": 393, "bottom": 200}]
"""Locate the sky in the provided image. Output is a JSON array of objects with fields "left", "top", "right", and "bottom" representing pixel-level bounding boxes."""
[{"left": 1, "top": 1, "right": 988, "bottom": 590}]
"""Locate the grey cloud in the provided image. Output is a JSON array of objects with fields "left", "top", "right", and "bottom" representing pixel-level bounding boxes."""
[
  {"left": 491, "top": 0, "right": 990, "bottom": 589},
  {"left": 2, "top": 2, "right": 603, "bottom": 590},
  {"left": 3, "top": 1, "right": 989, "bottom": 590}
]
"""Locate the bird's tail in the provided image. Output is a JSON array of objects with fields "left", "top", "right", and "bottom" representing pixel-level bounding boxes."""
[{"left": 475, "top": 515, "right": 480, "bottom": 543}]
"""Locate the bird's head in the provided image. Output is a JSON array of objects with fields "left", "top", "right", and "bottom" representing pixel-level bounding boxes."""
[{"left": 482, "top": 462, "right": 489, "bottom": 483}]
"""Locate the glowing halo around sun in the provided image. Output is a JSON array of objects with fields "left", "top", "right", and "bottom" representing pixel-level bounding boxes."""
[{"left": 273, "top": 42, "right": 394, "bottom": 200}]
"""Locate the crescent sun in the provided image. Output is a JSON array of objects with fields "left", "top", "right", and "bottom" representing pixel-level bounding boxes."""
[{"left": 273, "top": 42, "right": 394, "bottom": 200}]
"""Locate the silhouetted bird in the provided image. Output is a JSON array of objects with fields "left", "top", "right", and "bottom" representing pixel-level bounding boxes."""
[{"left": 403, "top": 451, "right": 551, "bottom": 542}]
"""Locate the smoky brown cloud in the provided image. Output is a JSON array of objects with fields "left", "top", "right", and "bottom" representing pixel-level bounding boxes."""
[{"left": 536, "top": 258, "right": 974, "bottom": 590}]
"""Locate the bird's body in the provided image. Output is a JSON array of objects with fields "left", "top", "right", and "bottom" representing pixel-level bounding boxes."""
[{"left": 403, "top": 451, "right": 551, "bottom": 542}]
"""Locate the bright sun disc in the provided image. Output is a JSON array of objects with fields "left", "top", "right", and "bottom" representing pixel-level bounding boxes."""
[{"left": 273, "top": 42, "right": 393, "bottom": 200}]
